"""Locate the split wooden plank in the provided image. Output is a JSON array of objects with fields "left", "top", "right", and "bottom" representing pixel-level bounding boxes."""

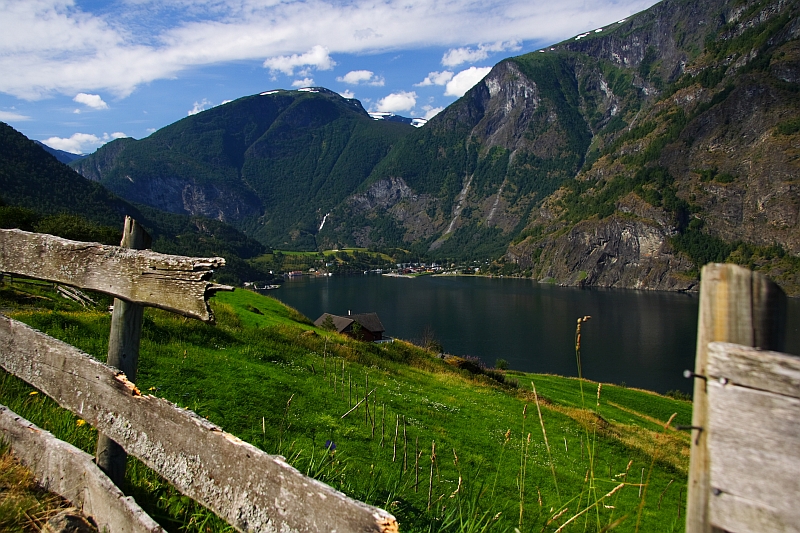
[
  {"left": 0, "top": 228, "right": 231, "bottom": 322},
  {"left": 0, "top": 405, "right": 164, "bottom": 533},
  {"left": 0, "top": 314, "right": 399, "bottom": 533},
  {"left": 705, "top": 343, "right": 800, "bottom": 533}
]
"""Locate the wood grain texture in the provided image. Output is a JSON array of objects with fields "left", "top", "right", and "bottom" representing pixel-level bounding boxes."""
[
  {"left": 708, "top": 342, "right": 800, "bottom": 398},
  {"left": 706, "top": 378, "right": 800, "bottom": 532},
  {"left": 0, "top": 228, "right": 231, "bottom": 322},
  {"left": 98, "top": 215, "right": 147, "bottom": 485},
  {"left": 0, "top": 405, "right": 163, "bottom": 533},
  {"left": 686, "top": 264, "right": 785, "bottom": 533},
  {"left": 0, "top": 314, "right": 398, "bottom": 533}
]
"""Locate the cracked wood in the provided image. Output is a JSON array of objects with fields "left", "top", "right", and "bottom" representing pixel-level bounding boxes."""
[
  {"left": 0, "top": 228, "right": 231, "bottom": 322},
  {"left": 0, "top": 314, "right": 398, "bottom": 533}
]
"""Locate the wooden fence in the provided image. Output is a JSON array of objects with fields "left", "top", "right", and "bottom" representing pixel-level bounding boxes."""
[
  {"left": 0, "top": 219, "right": 398, "bottom": 533},
  {"left": 686, "top": 263, "right": 798, "bottom": 533}
]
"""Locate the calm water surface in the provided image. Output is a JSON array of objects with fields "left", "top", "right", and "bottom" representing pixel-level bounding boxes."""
[{"left": 267, "top": 275, "right": 800, "bottom": 394}]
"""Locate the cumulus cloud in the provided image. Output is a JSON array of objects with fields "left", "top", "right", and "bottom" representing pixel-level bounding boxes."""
[
  {"left": 373, "top": 91, "right": 417, "bottom": 113},
  {"left": 292, "top": 78, "right": 315, "bottom": 87},
  {"left": 441, "top": 41, "right": 521, "bottom": 67},
  {"left": 415, "top": 71, "right": 454, "bottom": 87},
  {"left": 73, "top": 93, "right": 108, "bottom": 110},
  {"left": 339, "top": 89, "right": 356, "bottom": 99},
  {"left": 43, "top": 131, "right": 128, "bottom": 155},
  {"left": 188, "top": 99, "right": 212, "bottom": 115},
  {"left": 445, "top": 67, "right": 492, "bottom": 97},
  {"left": 0, "top": 110, "right": 31, "bottom": 122},
  {"left": 263, "top": 45, "right": 335, "bottom": 76},
  {"left": 337, "top": 70, "right": 384, "bottom": 86}
]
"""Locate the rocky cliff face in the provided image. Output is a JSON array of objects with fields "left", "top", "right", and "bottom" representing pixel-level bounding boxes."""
[
  {"left": 509, "top": 216, "right": 696, "bottom": 291},
  {"left": 499, "top": 0, "right": 800, "bottom": 294}
]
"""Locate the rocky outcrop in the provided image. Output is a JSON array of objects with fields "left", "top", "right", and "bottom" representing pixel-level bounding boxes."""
[
  {"left": 510, "top": 216, "right": 696, "bottom": 291},
  {"left": 349, "top": 176, "right": 415, "bottom": 213}
]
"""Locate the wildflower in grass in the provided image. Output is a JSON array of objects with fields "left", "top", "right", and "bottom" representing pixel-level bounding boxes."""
[
  {"left": 29, "top": 391, "right": 38, "bottom": 396},
  {"left": 76, "top": 419, "right": 86, "bottom": 427},
  {"left": 325, "top": 440, "right": 336, "bottom": 452}
]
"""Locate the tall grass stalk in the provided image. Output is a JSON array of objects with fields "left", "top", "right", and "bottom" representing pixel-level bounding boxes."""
[
  {"left": 518, "top": 404, "right": 528, "bottom": 529},
  {"left": 532, "top": 382, "right": 560, "bottom": 504},
  {"left": 491, "top": 429, "right": 511, "bottom": 498},
  {"left": 574, "top": 316, "right": 591, "bottom": 408}
]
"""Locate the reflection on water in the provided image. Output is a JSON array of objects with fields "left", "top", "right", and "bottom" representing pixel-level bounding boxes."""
[{"left": 267, "top": 275, "right": 800, "bottom": 395}]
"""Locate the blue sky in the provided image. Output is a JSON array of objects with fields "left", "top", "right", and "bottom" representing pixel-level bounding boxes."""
[{"left": 0, "top": 0, "right": 659, "bottom": 154}]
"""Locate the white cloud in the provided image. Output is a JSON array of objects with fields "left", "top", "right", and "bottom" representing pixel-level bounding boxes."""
[
  {"left": 188, "top": 99, "right": 212, "bottom": 115},
  {"left": 337, "top": 70, "right": 384, "bottom": 86},
  {"left": 445, "top": 67, "right": 492, "bottom": 97},
  {"left": 422, "top": 105, "right": 444, "bottom": 119},
  {"left": 292, "top": 78, "right": 315, "bottom": 87},
  {"left": 263, "top": 45, "right": 335, "bottom": 76},
  {"left": 339, "top": 90, "right": 356, "bottom": 99},
  {"left": 0, "top": 111, "right": 31, "bottom": 122},
  {"left": 441, "top": 41, "right": 521, "bottom": 67},
  {"left": 0, "top": 0, "right": 658, "bottom": 100},
  {"left": 373, "top": 91, "right": 416, "bottom": 113},
  {"left": 415, "top": 71, "right": 454, "bottom": 87},
  {"left": 42, "top": 131, "right": 128, "bottom": 155},
  {"left": 73, "top": 93, "right": 108, "bottom": 110}
]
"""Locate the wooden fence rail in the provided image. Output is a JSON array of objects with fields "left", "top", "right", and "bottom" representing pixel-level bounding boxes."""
[
  {"left": 0, "top": 405, "right": 164, "bottom": 533},
  {"left": 0, "top": 227, "right": 230, "bottom": 322},
  {"left": 0, "top": 221, "right": 398, "bottom": 533},
  {"left": 686, "top": 263, "right": 797, "bottom": 533},
  {"left": 704, "top": 342, "right": 800, "bottom": 533}
]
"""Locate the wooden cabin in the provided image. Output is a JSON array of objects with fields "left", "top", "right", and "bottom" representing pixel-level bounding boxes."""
[{"left": 314, "top": 312, "right": 385, "bottom": 342}]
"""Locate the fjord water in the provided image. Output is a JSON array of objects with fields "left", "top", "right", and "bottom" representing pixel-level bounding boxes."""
[{"left": 268, "top": 275, "right": 800, "bottom": 394}]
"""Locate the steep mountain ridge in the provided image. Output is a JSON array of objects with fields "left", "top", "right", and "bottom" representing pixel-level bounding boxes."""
[
  {"left": 69, "top": 0, "right": 800, "bottom": 293},
  {"left": 73, "top": 88, "right": 413, "bottom": 249}
]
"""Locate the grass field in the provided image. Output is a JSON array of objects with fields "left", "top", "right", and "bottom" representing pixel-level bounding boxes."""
[{"left": 0, "top": 280, "right": 692, "bottom": 532}]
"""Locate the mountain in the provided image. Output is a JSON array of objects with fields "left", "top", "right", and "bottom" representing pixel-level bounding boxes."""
[
  {"left": 72, "top": 88, "right": 413, "bottom": 250},
  {"left": 69, "top": 0, "right": 800, "bottom": 293},
  {"left": 35, "top": 141, "right": 86, "bottom": 164},
  {"left": 0, "top": 122, "right": 270, "bottom": 285},
  {"left": 320, "top": 0, "right": 800, "bottom": 292}
]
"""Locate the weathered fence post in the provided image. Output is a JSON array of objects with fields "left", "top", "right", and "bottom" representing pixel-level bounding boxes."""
[
  {"left": 96, "top": 216, "right": 152, "bottom": 485},
  {"left": 685, "top": 263, "right": 786, "bottom": 533}
]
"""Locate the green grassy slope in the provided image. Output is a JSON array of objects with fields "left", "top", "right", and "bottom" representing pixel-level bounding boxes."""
[{"left": 0, "top": 281, "right": 692, "bottom": 532}]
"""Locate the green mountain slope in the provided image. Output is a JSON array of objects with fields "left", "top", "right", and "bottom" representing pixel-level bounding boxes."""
[
  {"left": 0, "top": 122, "right": 269, "bottom": 284},
  {"left": 72, "top": 88, "right": 413, "bottom": 250},
  {"left": 323, "top": 0, "right": 800, "bottom": 292},
  {"left": 505, "top": 0, "right": 800, "bottom": 293}
]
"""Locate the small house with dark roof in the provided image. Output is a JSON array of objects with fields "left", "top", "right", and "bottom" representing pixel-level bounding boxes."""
[{"left": 314, "top": 312, "right": 385, "bottom": 342}]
